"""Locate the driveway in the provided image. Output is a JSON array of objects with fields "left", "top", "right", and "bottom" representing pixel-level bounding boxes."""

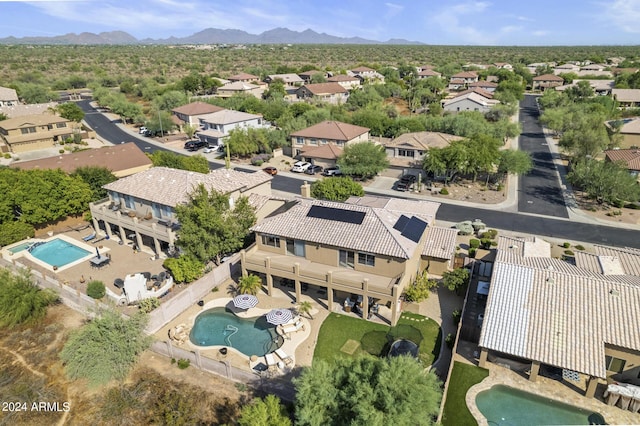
[{"left": 517, "top": 94, "right": 569, "bottom": 218}]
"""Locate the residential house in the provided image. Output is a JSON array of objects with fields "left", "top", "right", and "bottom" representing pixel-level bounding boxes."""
[
  {"left": 384, "top": 131, "right": 463, "bottom": 168},
  {"left": 348, "top": 66, "right": 385, "bottom": 84},
  {"left": 265, "top": 73, "right": 304, "bottom": 89},
  {"left": 442, "top": 91, "right": 500, "bottom": 113},
  {"left": 532, "top": 74, "right": 564, "bottom": 91},
  {"left": 576, "top": 70, "right": 614, "bottom": 78},
  {"left": 196, "top": 109, "right": 267, "bottom": 148},
  {"left": 612, "top": 89, "right": 640, "bottom": 109},
  {"left": 0, "top": 86, "right": 19, "bottom": 107},
  {"left": 553, "top": 63, "right": 580, "bottom": 74},
  {"left": 555, "top": 79, "right": 615, "bottom": 96},
  {"left": 468, "top": 81, "right": 498, "bottom": 93},
  {"left": 0, "top": 114, "right": 80, "bottom": 154},
  {"left": 327, "top": 74, "right": 361, "bottom": 90},
  {"left": 416, "top": 65, "right": 435, "bottom": 73},
  {"left": 216, "top": 81, "right": 265, "bottom": 99},
  {"left": 448, "top": 71, "right": 479, "bottom": 91},
  {"left": 297, "top": 70, "right": 327, "bottom": 83},
  {"left": 417, "top": 69, "right": 442, "bottom": 79},
  {"left": 605, "top": 117, "right": 640, "bottom": 148},
  {"left": 227, "top": 73, "right": 259, "bottom": 83},
  {"left": 604, "top": 148, "right": 640, "bottom": 177},
  {"left": 581, "top": 64, "right": 606, "bottom": 72},
  {"left": 295, "top": 82, "right": 349, "bottom": 105},
  {"left": 0, "top": 102, "right": 58, "bottom": 118},
  {"left": 478, "top": 236, "right": 640, "bottom": 398},
  {"left": 299, "top": 143, "right": 343, "bottom": 168},
  {"left": 492, "top": 62, "right": 513, "bottom": 70},
  {"left": 13, "top": 142, "right": 152, "bottom": 177},
  {"left": 289, "top": 120, "right": 369, "bottom": 157},
  {"left": 526, "top": 62, "right": 556, "bottom": 74},
  {"left": 240, "top": 194, "right": 442, "bottom": 325},
  {"left": 420, "top": 225, "right": 459, "bottom": 275},
  {"left": 171, "top": 102, "right": 225, "bottom": 130},
  {"left": 89, "top": 167, "right": 273, "bottom": 256}
]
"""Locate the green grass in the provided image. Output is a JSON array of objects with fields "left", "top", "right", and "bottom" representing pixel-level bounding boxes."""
[
  {"left": 313, "top": 312, "right": 442, "bottom": 366},
  {"left": 441, "top": 361, "right": 489, "bottom": 426}
]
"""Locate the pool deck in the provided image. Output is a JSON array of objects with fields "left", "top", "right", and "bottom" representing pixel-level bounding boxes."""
[{"left": 460, "top": 356, "right": 640, "bottom": 425}]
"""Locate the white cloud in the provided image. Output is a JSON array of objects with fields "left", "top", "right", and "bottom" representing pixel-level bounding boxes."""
[
  {"left": 601, "top": 0, "right": 640, "bottom": 33},
  {"left": 532, "top": 30, "right": 549, "bottom": 37},
  {"left": 384, "top": 2, "right": 404, "bottom": 18},
  {"left": 516, "top": 15, "right": 534, "bottom": 22},
  {"left": 430, "top": 2, "right": 496, "bottom": 45},
  {"left": 500, "top": 25, "right": 522, "bottom": 34}
]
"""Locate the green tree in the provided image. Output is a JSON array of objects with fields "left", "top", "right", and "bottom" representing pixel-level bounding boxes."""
[
  {"left": 497, "top": 150, "right": 533, "bottom": 179},
  {"left": 71, "top": 166, "right": 118, "bottom": 200},
  {"left": 294, "top": 355, "right": 442, "bottom": 426},
  {"left": 0, "top": 221, "right": 35, "bottom": 246},
  {"left": 567, "top": 158, "right": 640, "bottom": 205},
  {"left": 337, "top": 142, "right": 389, "bottom": 179},
  {"left": 404, "top": 271, "right": 438, "bottom": 303},
  {"left": 162, "top": 255, "right": 204, "bottom": 283},
  {"left": 87, "top": 280, "right": 106, "bottom": 299},
  {"left": 442, "top": 268, "right": 470, "bottom": 294},
  {"left": 226, "top": 128, "right": 270, "bottom": 157},
  {"left": 0, "top": 268, "right": 58, "bottom": 328},
  {"left": 175, "top": 185, "right": 256, "bottom": 264},
  {"left": 60, "top": 309, "right": 152, "bottom": 388},
  {"left": 154, "top": 90, "right": 188, "bottom": 111},
  {"left": 298, "top": 300, "right": 313, "bottom": 320},
  {"left": 238, "top": 395, "right": 292, "bottom": 426},
  {"left": 310, "top": 177, "right": 364, "bottom": 201},
  {"left": 184, "top": 123, "right": 197, "bottom": 140},
  {"left": 237, "top": 274, "right": 262, "bottom": 295},
  {"left": 57, "top": 102, "right": 85, "bottom": 122}
]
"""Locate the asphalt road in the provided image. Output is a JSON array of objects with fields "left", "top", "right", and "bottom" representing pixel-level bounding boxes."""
[
  {"left": 78, "top": 100, "right": 640, "bottom": 248},
  {"left": 517, "top": 94, "right": 569, "bottom": 218}
]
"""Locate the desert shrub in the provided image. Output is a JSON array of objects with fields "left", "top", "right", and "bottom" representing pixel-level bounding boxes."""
[
  {"left": 439, "top": 188, "right": 449, "bottom": 195},
  {"left": 138, "top": 297, "right": 160, "bottom": 313},
  {"left": 480, "top": 238, "right": 492, "bottom": 249},
  {"left": 562, "top": 242, "right": 570, "bottom": 248},
  {"left": 469, "top": 239, "right": 480, "bottom": 249},
  {"left": 87, "top": 280, "right": 105, "bottom": 299},
  {"left": 177, "top": 358, "right": 190, "bottom": 369},
  {"left": 625, "top": 203, "right": 640, "bottom": 210},
  {"left": 575, "top": 244, "right": 585, "bottom": 251},
  {"left": 3, "top": 153, "right": 10, "bottom": 159},
  {"left": 564, "top": 250, "right": 575, "bottom": 256},
  {"left": 0, "top": 268, "right": 59, "bottom": 328},
  {"left": 468, "top": 248, "right": 477, "bottom": 258},
  {"left": 481, "top": 229, "right": 498, "bottom": 239},
  {"left": 251, "top": 153, "right": 271, "bottom": 165},
  {"left": 452, "top": 309, "right": 462, "bottom": 326},
  {"left": 445, "top": 333, "right": 455, "bottom": 349},
  {"left": 496, "top": 183, "right": 504, "bottom": 192},
  {"left": 59, "top": 149, "right": 65, "bottom": 154}
]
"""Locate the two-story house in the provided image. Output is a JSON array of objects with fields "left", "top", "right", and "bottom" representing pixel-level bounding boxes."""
[
  {"left": 240, "top": 194, "right": 442, "bottom": 324},
  {"left": 0, "top": 114, "right": 79, "bottom": 153},
  {"left": 288, "top": 120, "right": 369, "bottom": 157},
  {"left": 196, "top": 109, "right": 267, "bottom": 148},
  {"left": 326, "top": 74, "right": 361, "bottom": 90},
  {"left": 467, "top": 81, "right": 498, "bottom": 93},
  {"left": 89, "top": 167, "right": 274, "bottom": 257},
  {"left": 348, "top": 66, "right": 385, "bottom": 84},
  {"left": 532, "top": 74, "right": 564, "bottom": 91},
  {"left": 295, "top": 82, "right": 349, "bottom": 105},
  {"left": 171, "top": 102, "right": 225, "bottom": 131},
  {"left": 0, "top": 86, "right": 19, "bottom": 107},
  {"left": 448, "top": 71, "right": 479, "bottom": 91},
  {"left": 417, "top": 69, "right": 442, "bottom": 79}
]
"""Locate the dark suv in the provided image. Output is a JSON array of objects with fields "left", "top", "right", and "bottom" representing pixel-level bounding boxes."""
[{"left": 184, "top": 140, "right": 206, "bottom": 151}]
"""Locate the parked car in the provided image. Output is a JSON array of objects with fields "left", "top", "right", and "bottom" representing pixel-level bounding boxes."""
[
  {"left": 322, "top": 166, "right": 342, "bottom": 176},
  {"left": 138, "top": 126, "right": 148, "bottom": 134},
  {"left": 291, "top": 161, "right": 312, "bottom": 173},
  {"left": 184, "top": 140, "right": 206, "bottom": 151},
  {"left": 263, "top": 166, "right": 278, "bottom": 176},
  {"left": 304, "top": 165, "right": 324, "bottom": 175},
  {"left": 395, "top": 181, "right": 411, "bottom": 192},
  {"left": 203, "top": 146, "right": 216, "bottom": 153},
  {"left": 400, "top": 174, "right": 418, "bottom": 184}
]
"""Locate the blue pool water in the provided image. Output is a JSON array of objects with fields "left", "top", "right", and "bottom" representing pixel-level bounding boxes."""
[
  {"left": 29, "top": 238, "right": 91, "bottom": 268},
  {"left": 476, "top": 385, "right": 605, "bottom": 425},
  {"left": 8, "top": 241, "right": 34, "bottom": 254},
  {"left": 190, "top": 307, "right": 282, "bottom": 356}
]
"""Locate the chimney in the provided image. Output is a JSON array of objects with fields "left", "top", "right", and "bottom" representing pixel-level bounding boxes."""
[{"left": 300, "top": 181, "right": 311, "bottom": 198}]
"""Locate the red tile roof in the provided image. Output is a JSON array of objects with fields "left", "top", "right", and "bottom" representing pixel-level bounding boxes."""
[
  {"left": 290, "top": 120, "right": 369, "bottom": 141},
  {"left": 533, "top": 73, "right": 564, "bottom": 81},
  {"left": 300, "top": 143, "right": 343, "bottom": 160},
  {"left": 300, "top": 82, "right": 348, "bottom": 95},
  {"left": 172, "top": 102, "right": 225, "bottom": 116},
  {"left": 605, "top": 149, "right": 640, "bottom": 170}
]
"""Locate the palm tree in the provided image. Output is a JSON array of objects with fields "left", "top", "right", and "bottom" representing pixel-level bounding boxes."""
[
  {"left": 297, "top": 301, "right": 313, "bottom": 320},
  {"left": 236, "top": 274, "right": 262, "bottom": 295}
]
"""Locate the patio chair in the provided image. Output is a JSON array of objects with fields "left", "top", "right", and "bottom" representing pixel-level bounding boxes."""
[
  {"left": 265, "top": 353, "right": 278, "bottom": 372},
  {"left": 275, "top": 348, "right": 293, "bottom": 366},
  {"left": 82, "top": 232, "right": 96, "bottom": 241},
  {"left": 282, "top": 320, "right": 304, "bottom": 335}
]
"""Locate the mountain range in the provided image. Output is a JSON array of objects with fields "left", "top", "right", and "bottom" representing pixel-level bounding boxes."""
[{"left": 0, "top": 27, "right": 422, "bottom": 45}]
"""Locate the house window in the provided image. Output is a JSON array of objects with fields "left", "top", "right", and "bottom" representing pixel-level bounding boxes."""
[
  {"left": 358, "top": 253, "right": 375, "bottom": 267},
  {"left": 286, "top": 240, "right": 305, "bottom": 257},
  {"left": 605, "top": 356, "right": 626, "bottom": 374},
  {"left": 398, "top": 149, "right": 415, "bottom": 158},
  {"left": 310, "top": 138, "right": 318, "bottom": 145},
  {"left": 320, "top": 139, "right": 327, "bottom": 145},
  {"left": 56, "top": 122, "right": 66, "bottom": 128},
  {"left": 339, "top": 250, "right": 354, "bottom": 269},
  {"left": 20, "top": 127, "right": 36, "bottom": 134},
  {"left": 125, "top": 195, "right": 135, "bottom": 209},
  {"left": 261, "top": 235, "right": 280, "bottom": 248},
  {"left": 296, "top": 137, "right": 304, "bottom": 145}
]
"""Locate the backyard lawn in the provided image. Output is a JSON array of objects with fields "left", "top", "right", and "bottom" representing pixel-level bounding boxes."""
[
  {"left": 313, "top": 312, "right": 441, "bottom": 366},
  {"left": 441, "top": 361, "right": 489, "bottom": 426}
]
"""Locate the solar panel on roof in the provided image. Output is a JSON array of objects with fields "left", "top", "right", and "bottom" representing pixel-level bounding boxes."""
[
  {"left": 400, "top": 217, "right": 428, "bottom": 243},
  {"left": 306, "top": 205, "right": 366, "bottom": 224},
  {"left": 393, "top": 215, "right": 410, "bottom": 232}
]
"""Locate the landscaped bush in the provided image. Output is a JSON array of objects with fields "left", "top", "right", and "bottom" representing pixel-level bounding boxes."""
[
  {"left": 480, "top": 238, "right": 492, "bottom": 249},
  {"left": 452, "top": 309, "right": 462, "bottom": 326},
  {"left": 250, "top": 153, "right": 271, "bottom": 165},
  {"left": 3, "top": 153, "right": 11, "bottom": 159},
  {"left": 87, "top": 280, "right": 105, "bottom": 299},
  {"left": 564, "top": 250, "right": 575, "bottom": 256},
  {"left": 177, "top": 358, "right": 190, "bottom": 369},
  {"left": 480, "top": 229, "right": 498, "bottom": 239},
  {"left": 0, "top": 221, "right": 35, "bottom": 246},
  {"left": 445, "top": 333, "right": 455, "bottom": 349},
  {"left": 404, "top": 271, "right": 437, "bottom": 302},
  {"left": 439, "top": 188, "right": 449, "bottom": 195},
  {"left": 575, "top": 245, "right": 585, "bottom": 251},
  {"left": 469, "top": 239, "right": 480, "bottom": 249},
  {"left": 163, "top": 256, "right": 204, "bottom": 283},
  {"left": 138, "top": 297, "right": 160, "bottom": 313},
  {"left": 468, "top": 248, "right": 477, "bottom": 258},
  {"left": 562, "top": 242, "right": 571, "bottom": 248}
]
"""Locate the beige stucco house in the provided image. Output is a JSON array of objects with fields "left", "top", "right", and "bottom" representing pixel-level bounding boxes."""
[
  {"left": 327, "top": 74, "right": 361, "bottom": 90},
  {"left": 295, "top": 82, "right": 349, "bottom": 104},
  {"left": 384, "top": 131, "right": 464, "bottom": 168},
  {"left": 0, "top": 114, "right": 80, "bottom": 153},
  {"left": 171, "top": 102, "right": 225, "bottom": 129},
  {"left": 612, "top": 89, "right": 640, "bottom": 109},
  {"left": 288, "top": 120, "right": 369, "bottom": 157},
  {"left": 606, "top": 117, "right": 640, "bottom": 148},
  {"left": 532, "top": 74, "right": 564, "bottom": 91},
  {"left": 0, "top": 86, "right": 19, "bottom": 107}
]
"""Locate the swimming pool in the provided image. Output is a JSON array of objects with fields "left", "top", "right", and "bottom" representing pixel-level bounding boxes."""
[
  {"left": 8, "top": 241, "right": 35, "bottom": 254},
  {"left": 28, "top": 238, "right": 91, "bottom": 268},
  {"left": 190, "top": 307, "right": 282, "bottom": 357},
  {"left": 476, "top": 385, "right": 606, "bottom": 425}
]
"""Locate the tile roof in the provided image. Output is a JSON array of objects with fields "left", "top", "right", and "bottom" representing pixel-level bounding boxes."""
[
  {"left": 103, "top": 167, "right": 271, "bottom": 207},
  {"left": 479, "top": 259, "right": 640, "bottom": 378},
  {"left": 0, "top": 86, "right": 19, "bottom": 101},
  {"left": 198, "top": 109, "right": 262, "bottom": 125},
  {"left": 252, "top": 197, "right": 437, "bottom": 258},
  {"left": 452, "top": 71, "right": 478, "bottom": 78},
  {"left": 452, "top": 87, "right": 494, "bottom": 99},
  {"left": 533, "top": 73, "right": 564, "bottom": 81},
  {"left": 574, "top": 251, "right": 626, "bottom": 275},
  {"left": 327, "top": 74, "right": 360, "bottom": 82},
  {"left": 218, "top": 81, "right": 261, "bottom": 91},
  {"left": 612, "top": 88, "right": 640, "bottom": 103},
  {"left": 422, "top": 226, "right": 458, "bottom": 259},
  {"left": 346, "top": 196, "right": 440, "bottom": 221},
  {"left": 12, "top": 143, "right": 152, "bottom": 176},
  {"left": 604, "top": 148, "right": 640, "bottom": 170},
  {"left": 300, "top": 82, "right": 348, "bottom": 95},
  {"left": 351, "top": 66, "right": 375, "bottom": 73},
  {"left": 227, "top": 73, "right": 258, "bottom": 81},
  {"left": 290, "top": 120, "right": 369, "bottom": 141},
  {"left": 443, "top": 92, "right": 500, "bottom": 108},
  {"left": 468, "top": 81, "right": 498, "bottom": 88},
  {"left": 418, "top": 69, "right": 441, "bottom": 77},
  {"left": 593, "top": 245, "right": 640, "bottom": 276},
  {"left": 496, "top": 235, "right": 551, "bottom": 258},
  {"left": 0, "top": 113, "right": 68, "bottom": 129},
  {"left": 172, "top": 102, "right": 225, "bottom": 116},
  {"left": 266, "top": 74, "right": 304, "bottom": 84},
  {"left": 0, "top": 102, "right": 58, "bottom": 118},
  {"left": 299, "top": 143, "right": 343, "bottom": 160},
  {"left": 385, "top": 132, "right": 463, "bottom": 150}
]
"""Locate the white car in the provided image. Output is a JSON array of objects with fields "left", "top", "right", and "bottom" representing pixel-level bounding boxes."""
[
  {"left": 138, "top": 126, "right": 148, "bottom": 134},
  {"left": 203, "top": 147, "right": 216, "bottom": 153},
  {"left": 291, "top": 161, "right": 311, "bottom": 173}
]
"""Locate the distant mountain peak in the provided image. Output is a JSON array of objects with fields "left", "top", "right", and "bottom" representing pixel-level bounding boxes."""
[{"left": 0, "top": 27, "right": 423, "bottom": 45}]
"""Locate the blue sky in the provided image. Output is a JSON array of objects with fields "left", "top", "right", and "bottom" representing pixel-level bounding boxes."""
[{"left": 0, "top": 0, "right": 639, "bottom": 45}]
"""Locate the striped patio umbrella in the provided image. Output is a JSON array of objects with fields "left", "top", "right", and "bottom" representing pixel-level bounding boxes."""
[
  {"left": 265, "top": 308, "right": 293, "bottom": 325},
  {"left": 232, "top": 294, "right": 259, "bottom": 310}
]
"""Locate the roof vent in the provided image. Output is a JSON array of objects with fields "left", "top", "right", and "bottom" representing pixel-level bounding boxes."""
[
  {"left": 546, "top": 277, "right": 555, "bottom": 284},
  {"left": 609, "top": 289, "right": 620, "bottom": 296}
]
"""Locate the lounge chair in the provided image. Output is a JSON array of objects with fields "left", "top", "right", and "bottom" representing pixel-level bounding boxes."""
[
  {"left": 282, "top": 320, "right": 304, "bottom": 335},
  {"left": 265, "top": 353, "right": 278, "bottom": 372},
  {"left": 275, "top": 348, "right": 293, "bottom": 365},
  {"left": 82, "top": 232, "right": 96, "bottom": 241}
]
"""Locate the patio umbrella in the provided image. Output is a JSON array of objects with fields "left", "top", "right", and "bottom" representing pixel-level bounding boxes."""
[
  {"left": 232, "top": 294, "right": 259, "bottom": 310},
  {"left": 265, "top": 308, "right": 293, "bottom": 325}
]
